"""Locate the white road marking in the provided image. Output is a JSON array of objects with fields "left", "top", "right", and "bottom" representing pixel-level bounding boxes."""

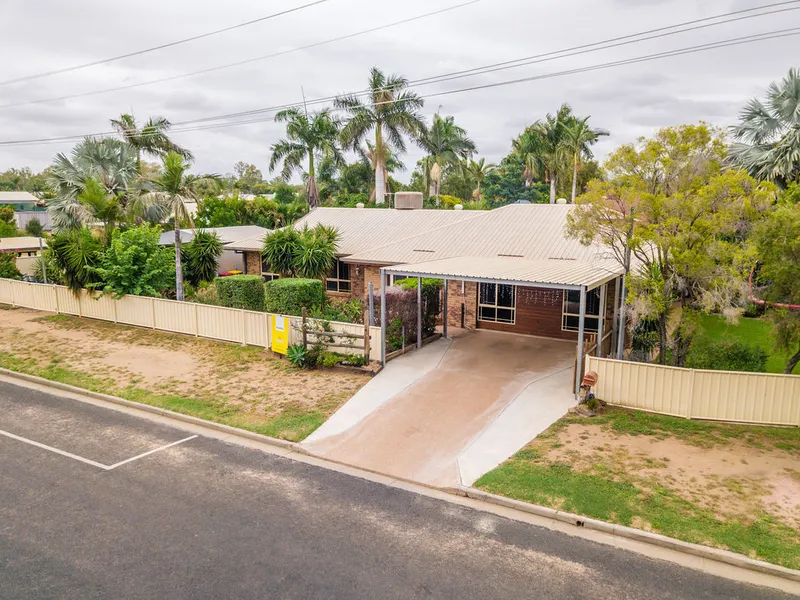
[
  {"left": 105, "top": 435, "right": 198, "bottom": 470},
  {"left": 0, "top": 428, "right": 198, "bottom": 471}
]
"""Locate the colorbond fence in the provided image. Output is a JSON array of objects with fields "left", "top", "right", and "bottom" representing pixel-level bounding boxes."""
[
  {"left": 0, "top": 278, "right": 382, "bottom": 361},
  {"left": 585, "top": 356, "right": 800, "bottom": 426}
]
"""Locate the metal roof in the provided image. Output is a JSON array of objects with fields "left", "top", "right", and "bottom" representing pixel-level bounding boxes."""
[
  {"left": 384, "top": 256, "right": 623, "bottom": 290},
  {"left": 0, "top": 236, "right": 46, "bottom": 251},
  {"left": 159, "top": 226, "right": 270, "bottom": 247},
  {"left": 0, "top": 191, "right": 39, "bottom": 203},
  {"left": 345, "top": 204, "right": 614, "bottom": 265}
]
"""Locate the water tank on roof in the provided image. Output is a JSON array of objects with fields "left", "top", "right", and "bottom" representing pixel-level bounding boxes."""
[{"left": 394, "top": 192, "right": 423, "bottom": 210}]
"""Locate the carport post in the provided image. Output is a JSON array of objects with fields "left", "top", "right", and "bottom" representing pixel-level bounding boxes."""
[
  {"left": 380, "top": 269, "right": 387, "bottom": 366},
  {"left": 596, "top": 283, "right": 607, "bottom": 357},
  {"left": 442, "top": 279, "right": 448, "bottom": 339},
  {"left": 417, "top": 276, "right": 423, "bottom": 349},
  {"left": 575, "top": 286, "right": 587, "bottom": 396}
]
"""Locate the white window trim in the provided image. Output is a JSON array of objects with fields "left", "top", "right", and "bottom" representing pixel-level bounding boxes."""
[
  {"left": 562, "top": 289, "right": 600, "bottom": 332},
  {"left": 260, "top": 259, "right": 281, "bottom": 282},
  {"left": 478, "top": 283, "right": 517, "bottom": 325},
  {"left": 326, "top": 260, "right": 352, "bottom": 293}
]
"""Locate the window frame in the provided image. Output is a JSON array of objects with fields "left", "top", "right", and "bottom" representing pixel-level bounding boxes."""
[
  {"left": 326, "top": 260, "right": 352, "bottom": 293},
  {"left": 260, "top": 259, "right": 281, "bottom": 282},
  {"left": 561, "top": 288, "right": 601, "bottom": 333},
  {"left": 478, "top": 282, "right": 517, "bottom": 325}
]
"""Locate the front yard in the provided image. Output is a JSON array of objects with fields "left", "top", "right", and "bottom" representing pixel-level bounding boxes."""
[
  {"left": 476, "top": 408, "right": 800, "bottom": 570},
  {"left": 0, "top": 306, "right": 369, "bottom": 442}
]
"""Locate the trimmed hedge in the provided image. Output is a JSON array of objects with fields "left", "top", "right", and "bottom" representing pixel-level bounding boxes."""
[
  {"left": 215, "top": 275, "right": 265, "bottom": 312},
  {"left": 686, "top": 338, "right": 769, "bottom": 373},
  {"left": 265, "top": 278, "right": 326, "bottom": 315}
]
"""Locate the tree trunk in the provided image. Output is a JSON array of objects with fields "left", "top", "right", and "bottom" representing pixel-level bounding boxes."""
[
  {"left": 785, "top": 346, "right": 800, "bottom": 375},
  {"left": 571, "top": 153, "right": 579, "bottom": 203},
  {"left": 174, "top": 218, "right": 184, "bottom": 302},
  {"left": 435, "top": 180, "right": 441, "bottom": 207},
  {"left": 429, "top": 181, "right": 436, "bottom": 199},
  {"left": 550, "top": 175, "right": 557, "bottom": 204},
  {"left": 306, "top": 176, "right": 320, "bottom": 209},
  {"left": 375, "top": 160, "right": 386, "bottom": 205}
]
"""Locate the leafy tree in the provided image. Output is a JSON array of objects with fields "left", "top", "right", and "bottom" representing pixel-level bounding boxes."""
[
  {"left": 233, "top": 161, "right": 263, "bottom": 193},
  {"left": 418, "top": 114, "right": 476, "bottom": 205},
  {"left": 262, "top": 225, "right": 339, "bottom": 279},
  {"left": 479, "top": 153, "right": 547, "bottom": 206},
  {"left": 195, "top": 195, "right": 249, "bottom": 228},
  {"left": 0, "top": 252, "right": 22, "bottom": 280},
  {"left": 89, "top": 225, "right": 175, "bottom": 298},
  {"left": 754, "top": 202, "right": 800, "bottom": 373},
  {"left": 729, "top": 68, "right": 800, "bottom": 188},
  {"left": 183, "top": 231, "right": 223, "bottom": 286},
  {"left": 24, "top": 218, "right": 44, "bottom": 237},
  {"left": 141, "top": 152, "right": 216, "bottom": 301},
  {"left": 48, "top": 228, "right": 104, "bottom": 294},
  {"left": 111, "top": 113, "right": 193, "bottom": 173},
  {"left": 563, "top": 116, "right": 609, "bottom": 202},
  {"left": 335, "top": 67, "right": 426, "bottom": 205},
  {"left": 269, "top": 108, "right": 343, "bottom": 209},
  {"left": 0, "top": 206, "right": 16, "bottom": 236}
]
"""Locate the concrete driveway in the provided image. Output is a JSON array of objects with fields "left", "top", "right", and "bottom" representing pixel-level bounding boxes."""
[{"left": 303, "top": 330, "right": 577, "bottom": 488}]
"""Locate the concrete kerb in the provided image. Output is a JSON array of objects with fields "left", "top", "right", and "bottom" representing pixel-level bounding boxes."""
[{"left": 1, "top": 366, "right": 799, "bottom": 592}]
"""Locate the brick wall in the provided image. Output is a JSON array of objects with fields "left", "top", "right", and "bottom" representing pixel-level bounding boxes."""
[
  {"left": 477, "top": 286, "right": 577, "bottom": 340},
  {"left": 244, "top": 251, "right": 261, "bottom": 276},
  {"left": 446, "top": 280, "right": 478, "bottom": 329}
]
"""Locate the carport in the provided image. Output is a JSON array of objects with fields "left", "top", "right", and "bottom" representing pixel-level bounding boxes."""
[{"left": 379, "top": 256, "right": 625, "bottom": 394}]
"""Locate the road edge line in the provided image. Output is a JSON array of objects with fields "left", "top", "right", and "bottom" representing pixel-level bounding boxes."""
[{"left": 1, "top": 366, "right": 798, "bottom": 591}]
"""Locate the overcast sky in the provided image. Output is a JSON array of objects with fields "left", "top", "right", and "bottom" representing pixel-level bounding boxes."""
[{"left": 0, "top": 0, "right": 796, "bottom": 181}]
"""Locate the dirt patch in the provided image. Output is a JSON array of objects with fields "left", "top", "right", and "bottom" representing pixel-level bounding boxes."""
[
  {"left": 550, "top": 422, "right": 800, "bottom": 529},
  {"left": 0, "top": 308, "right": 368, "bottom": 434}
]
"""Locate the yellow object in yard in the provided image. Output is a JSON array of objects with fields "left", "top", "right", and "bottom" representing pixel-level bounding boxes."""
[{"left": 271, "top": 315, "right": 289, "bottom": 355}]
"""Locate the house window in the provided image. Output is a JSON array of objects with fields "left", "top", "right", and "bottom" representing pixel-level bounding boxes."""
[
  {"left": 478, "top": 283, "right": 516, "bottom": 324},
  {"left": 386, "top": 274, "right": 411, "bottom": 286},
  {"left": 326, "top": 260, "right": 351, "bottom": 293},
  {"left": 562, "top": 289, "right": 601, "bottom": 332},
  {"left": 261, "top": 259, "right": 280, "bottom": 282}
]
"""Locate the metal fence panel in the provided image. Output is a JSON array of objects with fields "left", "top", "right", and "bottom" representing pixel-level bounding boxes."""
[
  {"left": 116, "top": 295, "right": 157, "bottom": 328},
  {"left": 196, "top": 304, "right": 243, "bottom": 343},
  {"left": 243, "top": 311, "right": 269, "bottom": 347},
  {"left": 79, "top": 292, "right": 116, "bottom": 321},
  {"left": 54, "top": 286, "right": 81, "bottom": 316},
  {"left": 153, "top": 298, "right": 197, "bottom": 336}
]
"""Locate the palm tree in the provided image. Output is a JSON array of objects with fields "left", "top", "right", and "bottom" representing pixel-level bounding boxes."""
[
  {"left": 269, "top": 108, "right": 343, "bottom": 209},
  {"left": 462, "top": 158, "right": 496, "bottom": 201},
  {"left": 141, "top": 152, "right": 216, "bottom": 301},
  {"left": 47, "top": 137, "right": 139, "bottom": 232},
  {"left": 729, "top": 68, "right": 800, "bottom": 187},
  {"left": 358, "top": 141, "right": 406, "bottom": 202},
  {"left": 515, "top": 104, "right": 574, "bottom": 203},
  {"left": 335, "top": 67, "right": 426, "bottom": 205},
  {"left": 563, "top": 117, "right": 609, "bottom": 202},
  {"left": 419, "top": 114, "right": 476, "bottom": 205},
  {"left": 111, "top": 113, "right": 193, "bottom": 173}
]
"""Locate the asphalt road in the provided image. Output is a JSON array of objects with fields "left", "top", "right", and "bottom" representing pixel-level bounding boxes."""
[{"left": 0, "top": 379, "right": 793, "bottom": 600}]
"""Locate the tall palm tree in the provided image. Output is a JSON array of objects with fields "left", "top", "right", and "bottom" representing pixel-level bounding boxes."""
[
  {"left": 358, "top": 141, "right": 406, "bottom": 201},
  {"left": 269, "top": 108, "right": 343, "bottom": 209},
  {"left": 335, "top": 67, "right": 426, "bottom": 205},
  {"left": 47, "top": 137, "right": 139, "bottom": 232},
  {"left": 563, "top": 117, "right": 609, "bottom": 202},
  {"left": 419, "top": 114, "right": 476, "bottom": 205},
  {"left": 729, "top": 68, "right": 800, "bottom": 187},
  {"left": 111, "top": 113, "right": 193, "bottom": 173},
  {"left": 462, "top": 158, "right": 496, "bottom": 201},
  {"left": 515, "top": 104, "right": 574, "bottom": 203},
  {"left": 141, "top": 152, "right": 216, "bottom": 301},
  {"left": 513, "top": 128, "right": 547, "bottom": 189}
]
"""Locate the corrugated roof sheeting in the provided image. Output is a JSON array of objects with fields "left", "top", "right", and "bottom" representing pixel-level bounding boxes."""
[
  {"left": 384, "top": 256, "right": 623, "bottom": 289},
  {"left": 0, "top": 236, "right": 46, "bottom": 251}
]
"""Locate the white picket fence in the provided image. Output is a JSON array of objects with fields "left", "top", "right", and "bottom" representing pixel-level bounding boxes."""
[
  {"left": 586, "top": 356, "right": 800, "bottom": 427},
  {"left": 0, "top": 278, "right": 381, "bottom": 361}
]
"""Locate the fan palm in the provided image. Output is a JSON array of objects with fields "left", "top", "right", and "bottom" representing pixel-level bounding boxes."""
[
  {"left": 269, "top": 108, "right": 343, "bottom": 209},
  {"left": 111, "top": 113, "right": 193, "bottom": 173},
  {"left": 729, "top": 68, "right": 800, "bottom": 187},
  {"left": 335, "top": 67, "right": 426, "bottom": 205},
  {"left": 462, "top": 158, "right": 496, "bottom": 201},
  {"left": 140, "top": 152, "right": 217, "bottom": 301},
  {"left": 419, "top": 114, "right": 476, "bottom": 205},
  {"left": 563, "top": 117, "right": 609, "bottom": 202}
]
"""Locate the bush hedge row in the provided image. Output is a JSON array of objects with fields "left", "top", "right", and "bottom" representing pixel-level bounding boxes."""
[
  {"left": 215, "top": 274, "right": 265, "bottom": 311},
  {"left": 265, "top": 278, "right": 326, "bottom": 315}
]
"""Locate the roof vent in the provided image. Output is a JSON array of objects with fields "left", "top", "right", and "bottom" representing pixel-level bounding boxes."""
[
  {"left": 556, "top": 198, "right": 568, "bottom": 205},
  {"left": 454, "top": 204, "right": 464, "bottom": 210},
  {"left": 395, "top": 191, "right": 423, "bottom": 210},
  {"left": 355, "top": 202, "right": 365, "bottom": 209}
]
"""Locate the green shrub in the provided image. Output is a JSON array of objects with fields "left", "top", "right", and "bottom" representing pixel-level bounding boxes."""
[
  {"left": 215, "top": 274, "right": 265, "bottom": 312},
  {"left": 686, "top": 338, "right": 769, "bottom": 373},
  {"left": 191, "top": 282, "right": 220, "bottom": 306},
  {"left": 0, "top": 252, "right": 22, "bottom": 280},
  {"left": 286, "top": 343, "right": 308, "bottom": 368},
  {"left": 264, "top": 278, "right": 326, "bottom": 315},
  {"left": 24, "top": 218, "right": 44, "bottom": 237},
  {"left": 309, "top": 298, "right": 363, "bottom": 324},
  {"left": 396, "top": 277, "right": 443, "bottom": 337}
]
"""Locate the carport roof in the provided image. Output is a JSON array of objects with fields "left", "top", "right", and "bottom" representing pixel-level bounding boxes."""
[{"left": 383, "top": 256, "right": 623, "bottom": 290}]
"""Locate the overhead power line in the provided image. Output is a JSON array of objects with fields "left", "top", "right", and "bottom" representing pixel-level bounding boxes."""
[
  {"left": 0, "top": 0, "right": 331, "bottom": 88},
  {"left": 1, "top": 27, "right": 797, "bottom": 148},
  {"left": 0, "top": 0, "right": 790, "bottom": 110}
]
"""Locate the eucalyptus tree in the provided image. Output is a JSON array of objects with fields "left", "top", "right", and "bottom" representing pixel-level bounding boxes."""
[
  {"left": 563, "top": 116, "right": 609, "bottom": 202},
  {"left": 111, "top": 113, "right": 193, "bottom": 173},
  {"left": 335, "top": 67, "right": 426, "bottom": 205},
  {"left": 269, "top": 108, "right": 343, "bottom": 209},
  {"left": 729, "top": 68, "right": 800, "bottom": 188},
  {"left": 419, "top": 114, "right": 476, "bottom": 205}
]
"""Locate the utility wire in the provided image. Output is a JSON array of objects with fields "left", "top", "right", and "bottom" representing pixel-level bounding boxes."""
[
  {"left": 0, "top": 0, "right": 790, "bottom": 110},
  {"left": 0, "top": 0, "right": 330, "bottom": 88},
  {"left": 1, "top": 27, "right": 797, "bottom": 147},
  {"left": 0, "top": 1, "right": 482, "bottom": 109}
]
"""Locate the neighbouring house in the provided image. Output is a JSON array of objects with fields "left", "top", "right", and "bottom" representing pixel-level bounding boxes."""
[
  {"left": 158, "top": 226, "right": 271, "bottom": 274},
  {"left": 0, "top": 191, "right": 43, "bottom": 212},
  {"left": 0, "top": 236, "right": 46, "bottom": 276}
]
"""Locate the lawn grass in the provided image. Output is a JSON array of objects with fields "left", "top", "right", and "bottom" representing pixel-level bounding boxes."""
[
  {"left": 695, "top": 314, "right": 795, "bottom": 374},
  {"left": 475, "top": 408, "right": 800, "bottom": 570},
  {"left": 0, "top": 351, "right": 330, "bottom": 443}
]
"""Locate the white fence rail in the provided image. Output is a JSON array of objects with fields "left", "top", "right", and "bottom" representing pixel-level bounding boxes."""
[
  {"left": 0, "top": 278, "right": 382, "bottom": 361},
  {"left": 586, "top": 356, "right": 800, "bottom": 427}
]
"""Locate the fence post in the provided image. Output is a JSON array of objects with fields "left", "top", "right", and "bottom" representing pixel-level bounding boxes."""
[
  {"left": 301, "top": 307, "right": 308, "bottom": 349},
  {"left": 113, "top": 296, "right": 118, "bottom": 323},
  {"left": 363, "top": 316, "right": 371, "bottom": 362},
  {"left": 194, "top": 302, "right": 200, "bottom": 337},
  {"left": 10, "top": 280, "right": 16, "bottom": 307},
  {"left": 53, "top": 285, "right": 59, "bottom": 314},
  {"left": 78, "top": 290, "right": 83, "bottom": 318},
  {"left": 240, "top": 309, "right": 247, "bottom": 346},
  {"left": 686, "top": 369, "right": 697, "bottom": 419},
  {"left": 151, "top": 297, "right": 156, "bottom": 329}
]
